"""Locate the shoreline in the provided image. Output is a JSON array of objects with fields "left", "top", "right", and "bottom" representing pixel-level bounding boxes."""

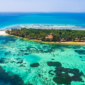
[
  {"left": 0, "top": 30, "right": 85, "bottom": 45},
  {"left": 8, "top": 34, "right": 85, "bottom": 45},
  {"left": 0, "top": 30, "right": 8, "bottom": 35},
  {"left": 28, "top": 39, "right": 85, "bottom": 45}
]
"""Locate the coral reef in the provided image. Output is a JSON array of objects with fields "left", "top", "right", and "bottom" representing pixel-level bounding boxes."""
[
  {"left": 30, "top": 63, "right": 39, "bottom": 67},
  {"left": 0, "top": 66, "right": 24, "bottom": 85},
  {"left": 47, "top": 61, "right": 84, "bottom": 84}
]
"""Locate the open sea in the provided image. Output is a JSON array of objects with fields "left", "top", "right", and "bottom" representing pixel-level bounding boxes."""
[
  {"left": 0, "top": 12, "right": 85, "bottom": 30},
  {"left": 0, "top": 13, "right": 85, "bottom": 85}
]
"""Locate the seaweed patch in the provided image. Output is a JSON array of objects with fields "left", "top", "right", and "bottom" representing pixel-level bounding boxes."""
[
  {"left": 47, "top": 61, "right": 84, "bottom": 84},
  {"left": 47, "top": 61, "right": 62, "bottom": 67},
  {"left": 0, "top": 66, "right": 24, "bottom": 85},
  {"left": 75, "top": 50, "right": 85, "bottom": 54},
  {"left": 30, "top": 63, "right": 39, "bottom": 67}
]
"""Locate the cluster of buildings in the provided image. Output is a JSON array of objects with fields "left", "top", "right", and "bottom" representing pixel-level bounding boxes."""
[{"left": 45, "top": 35, "right": 85, "bottom": 42}]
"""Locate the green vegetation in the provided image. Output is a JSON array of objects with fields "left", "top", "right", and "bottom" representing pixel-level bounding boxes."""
[{"left": 6, "top": 28, "right": 85, "bottom": 42}]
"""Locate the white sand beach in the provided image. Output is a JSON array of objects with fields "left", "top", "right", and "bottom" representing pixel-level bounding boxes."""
[{"left": 0, "top": 30, "right": 8, "bottom": 35}]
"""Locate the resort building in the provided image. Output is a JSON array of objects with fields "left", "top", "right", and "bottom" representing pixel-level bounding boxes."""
[
  {"left": 60, "top": 38, "right": 65, "bottom": 42},
  {"left": 45, "top": 35, "right": 53, "bottom": 39},
  {"left": 75, "top": 37, "right": 79, "bottom": 41}
]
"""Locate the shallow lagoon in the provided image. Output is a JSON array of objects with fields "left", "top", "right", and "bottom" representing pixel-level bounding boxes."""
[{"left": 0, "top": 35, "right": 85, "bottom": 85}]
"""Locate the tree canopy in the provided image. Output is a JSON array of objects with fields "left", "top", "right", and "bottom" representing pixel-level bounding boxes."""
[{"left": 6, "top": 28, "right": 85, "bottom": 42}]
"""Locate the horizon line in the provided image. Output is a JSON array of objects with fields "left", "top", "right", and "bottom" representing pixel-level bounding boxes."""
[{"left": 0, "top": 12, "right": 85, "bottom": 13}]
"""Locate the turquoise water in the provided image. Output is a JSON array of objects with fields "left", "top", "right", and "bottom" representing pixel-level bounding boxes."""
[
  {"left": 0, "top": 13, "right": 85, "bottom": 29},
  {"left": 0, "top": 13, "right": 85, "bottom": 85},
  {"left": 0, "top": 35, "right": 85, "bottom": 85}
]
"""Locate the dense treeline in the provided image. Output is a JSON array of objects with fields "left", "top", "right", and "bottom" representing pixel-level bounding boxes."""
[{"left": 6, "top": 28, "right": 85, "bottom": 42}]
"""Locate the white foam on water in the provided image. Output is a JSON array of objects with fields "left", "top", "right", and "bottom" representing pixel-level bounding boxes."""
[{"left": 0, "top": 24, "right": 85, "bottom": 30}]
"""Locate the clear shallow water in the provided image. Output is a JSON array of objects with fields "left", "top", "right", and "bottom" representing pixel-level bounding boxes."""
[
  {"left": 0, "top": 35, "right": 85, "bottom": 85},
  {"left": 0, "top": 13, "right": 85, "bottom": 30}
]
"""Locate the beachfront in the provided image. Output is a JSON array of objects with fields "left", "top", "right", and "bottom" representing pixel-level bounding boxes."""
[
  {"left": 0, "top": 30, "right": 8, "bottom": 35},
  {"left": 5, "top": 28, "right": 85, "bottom": 45},
  {"left": 0, "top": 29, "right": 85, "bottom": 45}
]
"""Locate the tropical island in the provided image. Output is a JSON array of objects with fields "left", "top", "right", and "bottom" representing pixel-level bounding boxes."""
[{"left": 6, "top": 28, "right": 85, "bottom": 45}]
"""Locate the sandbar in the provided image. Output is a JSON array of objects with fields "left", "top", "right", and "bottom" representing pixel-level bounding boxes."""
[{"left": 0, "top": 30, "right": 8, "bottom": 35}]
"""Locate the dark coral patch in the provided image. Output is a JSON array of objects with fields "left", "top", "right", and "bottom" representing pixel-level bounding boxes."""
[
  {"left": 47, "top": 61, "right": 62, "bottom": 67},
  {"left": 0, "top": 58, "right": 5, "bottom": 63},
  {"left": 20, "top": 50, "right": 24, "bottom": 52},
  {"left": 80, "top": 56, "right": 82, "bottom": 58},
  {"left": 19, "top": 64, "right": 25, "bottom": 67},
  {"left": 51, "top": 59, "right": 54, "bottom": 60},
  {"left": 26, "top": 45, "right": 56, "bottom": 54},
  {"left": 30, "top": 63, "right": 39, "bottom": 67},
  {"left": 53, "top": 66, "right": 84, "bottom": 84},
  {"left": 16, "top": 58, "right": 21, "bottom": 60},
  {"left": 75, "top": 50, "right": 85, "bottom": 54},
  {"left": 5, "top": 51, "right": 11, "bottom": 55},
  {"left": 49, "top": 70, "right": 55, "bottom": 75},
  {"left": 0, "top": 58, "right": 8, "bottom": 63},
  {"left": 24, "top": 53, "right": 29, "bottom": 55},
  {"left": 53, "top": 77, "right": 71, "bottom": 84},
  {"left": 47, "top": 61, "right": 84, "bottom": 84},
  {"left": 17, "top": 60, "right": 23, "bottom": 64},
  {"left": 0, "top": 66, "right": 24, "bottom": 85},
  {"left": 10, "top": 61, "right": 15, "bottom": 63}
]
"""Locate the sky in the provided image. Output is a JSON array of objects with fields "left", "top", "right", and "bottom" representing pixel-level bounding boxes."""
[{"left": 0, "top": 0, "right": 85, "bottom": 12}]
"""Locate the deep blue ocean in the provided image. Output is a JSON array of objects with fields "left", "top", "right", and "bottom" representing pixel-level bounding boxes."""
[{"left": 0, "top": 12, "right": 85, "bottom": 29}]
